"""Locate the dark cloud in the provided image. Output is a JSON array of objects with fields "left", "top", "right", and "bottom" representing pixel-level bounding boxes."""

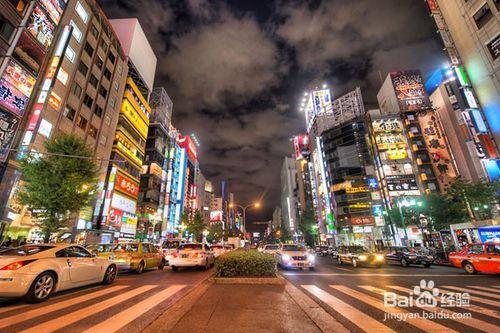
[{"left": 98, "top": 0, "right": 447, "bottom": 223}]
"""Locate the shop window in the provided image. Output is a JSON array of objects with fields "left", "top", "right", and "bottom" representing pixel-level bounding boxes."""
[
  {"left": 83, "top": 93, "right": 93, "bottom": 108},
  {"left": 64, "top": 106, "right": 76, "bottom": 121},
  {"left": 71, "top": 82, "right": 82, "bottom": 98},
  {"left": 98, "top": 85, "right": 107, "bottom": 98},
  {"left": 89, "top": 74, "right": 98, "bottom": 88},
  {"left": 76, "top": 1, "right": 89, "bottom": 24},
  {"left": 77, "top": 61, "right": 88, "bottom": 77},
  {"left": 94, "top": 105, "right": 103, "bottom": 117},
  {"left": 473, "top": 3, "right": 493, "bottom": 29},
  {"left": 0, "top": 15, "right": 15, "bottom": 42},
  {"left": 84, "top": 42, "right": 94, "bottom": 57},
  {"left": 88, "top": 125, "right": 98, "bottom": 139},
  {"left": 76, "top": 115, "right": 88, "bottom": 130}
]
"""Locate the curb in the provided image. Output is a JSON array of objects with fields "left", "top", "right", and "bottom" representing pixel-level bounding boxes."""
[
  {"left": 283, "top": 278, "right": 351, "bottom": 333},
  {"left": 211, "top": 276, "right": 286, "bottom": 285}
]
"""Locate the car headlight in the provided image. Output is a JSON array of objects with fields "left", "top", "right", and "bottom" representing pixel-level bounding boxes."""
[
  {"left": 282, "top": 254, "right": 291, "bottom": 261},
  {"left": 358, "top": 255, "right": 367, "bottom": 261},
  {"left": 307, "top": 254, "right": 315, "bottom": 262},
  {"left": 375, "top": 255, "right": 384, "bottom": 261}
]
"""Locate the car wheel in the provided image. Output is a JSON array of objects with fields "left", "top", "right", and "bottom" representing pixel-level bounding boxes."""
[
  {"left": 136, "top": 261, "right": 145, "bottom": 274},
  {"left": 171, "top": 266, "right": 179, "bottom": 272},
  {"left": 25, "top": 272, "right": 56, "bottom": 303},
  {"left": 337, "top": 256, "right": 342, "bottom": 265},
  {"left": 102, "top": 265, "right": 117, "bottom": 285},
  {"left": 400, "top": 258, "right": 409, "bottom": 267},
  {"left": 462, "top": 261, "right": 477, "bottom": 274},
  {"left": 158, "top": 259, "right": 166, "bottom": 270},
  {"left": 352, "top": 258, "right": 357, "bottom": 268},
  {"left": 204, "top": 260, "right": 209, "bottom": 270}
]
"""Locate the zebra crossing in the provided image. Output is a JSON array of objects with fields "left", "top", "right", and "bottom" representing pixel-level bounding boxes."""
[
  {"left": 0, "top": 283, "right": 187, "bottom": 333},
  {"left": 300, "top": 284, "right": 500, "bottom": 332}
]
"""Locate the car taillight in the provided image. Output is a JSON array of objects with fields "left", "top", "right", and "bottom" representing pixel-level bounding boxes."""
[
  {"left": 0, "top": 259, "right": 37, "bottom": 270},
  {"left": 196, "top": 252, "right": 205, "bottom": 258},
  {"left": 172, "top": 251, "right": 178, "bottom": 258}
]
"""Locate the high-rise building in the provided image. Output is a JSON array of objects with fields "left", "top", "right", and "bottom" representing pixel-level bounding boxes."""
[
  {"left": 280, "top": 156, "right": 298, "bottom": 232},
  {"left": 425, "top": 0, "right": 499, "bottom": 179},
  {"left": 1, "top": 0, "right": 129, "bottom": 242}
]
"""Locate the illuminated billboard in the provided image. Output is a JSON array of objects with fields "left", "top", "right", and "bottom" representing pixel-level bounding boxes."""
[
  {"left": 210, "top": 210, "right": 223, "bottom": 222},
  {"left": 115, "top": 172, "right": 140, "bottom": 197},
  {"left": 0, "top": 59, "right": 36, "bottom": 117},
  {"left": 27, "top": 5, "right": 56, "bottom": 48},
  {"left": 293, "top": 134, "right": 309, "bottom": 160},
  {"left": 390, "top": 70, "right": 430, "bottom": 111},
  {"left": 177, "top": 135, "right": 198, "bottom": 161},
  {"left": 305, "top": 88, "right": 333, "bottom": 130},
  {"left": 372, "top": 117, "right": 409, "bottom": 161},
  {"left": 386, "top": 175, "right": 420, "bottom": 197},
  {"left": 40, "top": 0, "right": 67, "bottom": 25},
  {"left": 0, "top": 110, "right": 20, "bottom": 162}
]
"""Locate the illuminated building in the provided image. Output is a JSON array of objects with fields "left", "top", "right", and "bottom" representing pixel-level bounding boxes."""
[
  {"left": 167, "top": 135, "right": 187, "bottom": 234},
  {"left": 95, "top": 18, "right": 156, "bottom": 241},
  {"left": 0, "top": 0, "right": 129, "bottom": 241},
  {"left": 425, "top": 0, "right": 499, "bottom": 180},
  {"left": 280, "top": 156, "right": 298, "bottom": 232}
]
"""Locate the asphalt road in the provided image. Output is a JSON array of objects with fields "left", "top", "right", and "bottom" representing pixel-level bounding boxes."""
[
  {"left": 282, "top": 256, "right": 500, "bottom": 333},
  {"left": 0, "top": 266, "right": 212, "bottom": 333}
]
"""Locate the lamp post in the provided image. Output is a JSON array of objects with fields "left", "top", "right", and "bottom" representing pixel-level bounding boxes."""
[{"left": 229, "top": 202, "right": 261, "bottom": 236}]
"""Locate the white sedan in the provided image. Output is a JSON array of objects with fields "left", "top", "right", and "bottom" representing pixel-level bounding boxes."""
[
  {"left": 262, "top": 244, "right": 280, "bottom": 255},
  {"left": 0, "top": 244, "right": 117, "bottom": 303},
  {"left": 169, "top": 243, "right": 215, "bottom": 271},
  {"left": 276, "top": 244, "right": 315, "bottom": 270}
]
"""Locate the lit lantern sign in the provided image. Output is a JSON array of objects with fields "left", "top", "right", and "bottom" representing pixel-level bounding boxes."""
[
  {"left": 177, "top": 135, "right": 198, "bottom": 161},
  {"left": 0, "top": 59, "right": 36, "bottom": 117}
]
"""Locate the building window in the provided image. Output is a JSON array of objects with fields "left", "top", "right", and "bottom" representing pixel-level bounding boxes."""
[
  {"left": 494, "top": 0, "right": 500, "bottom": 11},
  {"left": 84, "top": 41, "right": 94, "bottom": 57},
  {"left": 76, "top": 115, "right": 88, "bottom": 130},
  {"left": 104, "top": 115, "right": 111, "bottom": 126},
  {"left": 100, "top": 39, "right": 108, "bottom": 53},
  {"left": 94, "top": 105, "right": 103, "bottom": 117},
  {"left": 117, "top": 64, "right": 123, "bottom": 75},
  {"left": 108, "top": 52, "right": 116, "bottom": 64},
  {"left": 90, "top": 24, "right": 98, "bottom": 38},
  {"left": 71, "top": 82, "right": 82, "bottom": 98},
  {"left": 65, "top": 46, "right": 76, "bottom": 63},
  {"left": 113, "top": 81, "right": 119, "bottom": 91},
  {"left": 109, "top": 97, "right": 116, "bottom": 108},
  {"left": 89, "top": 74, "right": 98, "bottom": 88},
  {"left": 473, "top": 3, "right": 493, "bottom": 29},
  {"left": 88, "top": 124, "right": 98, "bottom": 139},
  {"left": 100, "top": 134, "right": 107, "bottom": 146},
  {"left": 0, "top": 15, "right": 15, "bottom": 42},
  {"left": 75, "top": 1, "right": 89, "bottom": 23},
  {"left": 83, "top": 93, "right": 93, "bottom": 108},
  {"left": 103, "top": 68, "right": 111, "bottom": 80},
  {"left": 98, "top": 85, "right": 107, "bottom": 98},
  {"left": 64, "top": 106, "right": 77, "bottom": 121},
  {"left": 96, "top": 56, "right": 104, "bottom": 69},
  {"left": 69, "top": 20, "right": 82, "bottom": 42},
  {"left": 77, "top": 61, "right": 88, "bottom": 76}
]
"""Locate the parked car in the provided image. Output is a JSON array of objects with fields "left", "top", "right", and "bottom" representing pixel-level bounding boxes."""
[
  {"left": 210, "top": 244, "right": 227, "bottom": 258},
  {"left": 169, "top": 243, "right": 215, "bottom": 271},
  {"left": 314, "top": 246, "right": 330, "bottom": 256},
  {"left": 160, "top": 239, "right": 185, "bottom": 265},
  {"left": 449, "top": 242, "right": 500, "bottom": 274},
  {"left": 108, "top": 242, "right": 165, "bottom": 273},
  {"left": 85, "top": 243, "right": 114, "bottom": 258},
  {"left": 262, "top": 244, "right": 280, "bottom": 255},
  {"left": 337, "top": 245, "right": 384, "bottom": 268},
  {"left": 384, "top": 246, "right": 434, "bottom": 267},
  {"left": 276, "top": 244, "right": 315, "bottom": 270},
  {"left": 0, "top": 244, "right": 117, "bottom": 303}
]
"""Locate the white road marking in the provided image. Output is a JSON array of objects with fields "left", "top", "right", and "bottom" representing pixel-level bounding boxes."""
[
  {"left": 284, "top": 273, "right": 478, "bottom": 277},
  {"left": 330, "top": 285, "right": 457, "bottom": 333},
  {"left": 19, "top": 285, "right": 156, "bottom": 333},
  {"left": 82, "top": 284, "right": 186, "bottom": 333},
  {"left": 301, "top": 285, "right": 396, "bottom": 332},
  {"left": 465, "top": 285, "right": 500, "bottom": 294},
  {"left": 444, "top": 286, "right": 500, "bottom": 300},
  {"left": 0, "top": 285, "right": 128, "bottom": 329},
  {"left": 423, "top": 287, "right": 500, "bottom": 308}
]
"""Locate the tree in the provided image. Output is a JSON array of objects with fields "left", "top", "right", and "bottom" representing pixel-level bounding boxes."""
[
  {"left": 447, "top": 178, "right": 499, "bottom": 220},
  {"left": 207, "top": 222, "right": 224, "bottom": 243},
  {"left": 275, "top": 224, "right": 292, "bottom": 243},
  {"left": 299, "top": 205, "right": 317, "bottom": 246},
  {"left": 17, "top": 134, "right": 98, "bottom": 242},
  {"left": 421, "top": 193, "right": 466, "bottom": 230},
  {"left": 182, "top": 210, "right": 207, "bottom": 242}
]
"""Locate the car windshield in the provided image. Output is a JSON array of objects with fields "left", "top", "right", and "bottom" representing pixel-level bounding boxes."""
[
  {"left": 282, "top": 245, "right": 305, "bottom": 251},
  {"left": 266, "top": 245, "right": 279, "bottom": 250},
  {"left": 162, "top": 240, "right": 181, "bottom": 249},
  {"left": 348, "top": 246, "right": 368, "bottom": 254},
  {"left": 112, "top": 243, "right": 139, "bottom": 252},
  {"left": 179, "top": 244, "right": 202, "bottom": 250},
  {"left": 0, "top": 245, "right": 54, "bottom": 256},
  {"left": 211, "top": 245, "right": 223, "bottom": 249}
]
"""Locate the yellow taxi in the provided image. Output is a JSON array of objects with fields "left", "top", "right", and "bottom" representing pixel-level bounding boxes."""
[{"left": 106, "top": 242, "right": 166, "bottom": 273}]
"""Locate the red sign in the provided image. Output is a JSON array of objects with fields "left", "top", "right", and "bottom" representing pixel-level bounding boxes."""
[
  {"left": 351, "top": 216, "right": 375, "bottom": 226},
  {"left": 177, "top": 135, "right": 198, "bottom": 161},
  {"left": 293, "top": 134, "right": 309, "bottom": 160},
  {"left": 115, "top": 173, "right": 139, "bottom": 197},
  {"left": 107, "top": 208, "right": 124, "bottom": 228},
  {"left": 478, "top": 134, "right": 498, "bottom": 158}
]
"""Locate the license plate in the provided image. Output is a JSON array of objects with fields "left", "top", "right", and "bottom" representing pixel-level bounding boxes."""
[
  {"left": 181, "top": 254, "right": 189, "bottom": 258},
  {"left": 297, "top": 262, "right": 305, "bottom": 267}
]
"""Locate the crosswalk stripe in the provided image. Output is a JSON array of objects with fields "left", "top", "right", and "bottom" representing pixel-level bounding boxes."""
[
  {"left": 388, "top": 286, "right": 499, "bottom": 332},
  {"left": 301, "top": 285, "right": 395, "bottom": 332},
  {"left": 425, "top": 287, "right": 500, "bottom": 308},
  {"left": 330, "top": 285, "right": 457, "bottom": 333},
  {"left": 0, "top": 304, "right": 29, "bottom": 315},
  {"left": 19, "top": 285, "right": 156, "bottom": 333},
  {"left": 465, "top": 286, "right": 500, "bottom": 294},
  {"left": 0, "top": 285, "right": 128, "bottom": 329},
  {"left": 82, "top": 284, "right": 186, "bottom": 333},
  {"left": 391, "top": 286, "right": 499, "bottom": 320},
  {"left": 444, "top": 286, "right": 500, "bottom": 300}
]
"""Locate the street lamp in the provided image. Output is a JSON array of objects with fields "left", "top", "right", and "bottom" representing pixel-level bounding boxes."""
[{"left": 229, "top": 202, "right": 261, "bottom": 235}]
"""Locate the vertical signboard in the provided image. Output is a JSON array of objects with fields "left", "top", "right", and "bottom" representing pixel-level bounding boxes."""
[{"left": 390, "top": 70, "right": 430, "bottom": 111}]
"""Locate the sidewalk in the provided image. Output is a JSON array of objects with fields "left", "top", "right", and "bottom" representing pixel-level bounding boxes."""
[{"left": 163, "top": 284, "right": 323, "bottom": 333}]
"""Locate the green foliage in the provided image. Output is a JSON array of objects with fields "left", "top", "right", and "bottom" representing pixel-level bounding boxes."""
[
  {"left": 274, "top": 225, "right": 291, "bottom": 243},
  {"left": 181, "top": 210, "right": 207, "bottom": 242},
  {"left": 207, "top": 222, "right": 224, "bottom": 243},
  {"left": 215, "top": 250, "right": 277, "bottom": 277},
  {"left": 446, "top": 178, "right": 499, "bottom": 220},
  {"left": 17, "top": 134, "right": 98, "bottom": 242}
]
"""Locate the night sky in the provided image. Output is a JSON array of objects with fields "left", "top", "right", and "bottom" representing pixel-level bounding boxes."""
[{"left": 97, "top": 0, "right": 448, "bottom": 228}]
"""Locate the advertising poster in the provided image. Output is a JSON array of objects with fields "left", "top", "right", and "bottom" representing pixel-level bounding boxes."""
[
  {"left": 386, "top": 175, "right": 420, "bottom": 196},
  {"left": 417, "top": 110, "right": 457, "bottom": 188},
  {"left": 27, "top": 5, "right": 56, "bottom": 48},
  {"left": 120, "top": 212, "right": 138, "bottom": 238},
  {"left": 372, "top": 118, "right": 403, "bottom": 133},
  {"left": 0, "top": 59, "right": 36, "bottom": 116},
  {"left": 390, "top": 70, "right": 430, "bottom": 111},
  {"left": 39, "top": 0, "right": 67, "bottom": 25},
  {"left": 293, "top": 134, "right": 309, "bottom": 160},
  {"left": 0, "top": 110, "right": 20, "bottom": 162},
  {"left": 115, "top": 172, "right": 139, "bottom": 197},
  {"left": 351, "top": 216, "right": 375, "bottom": 226}
]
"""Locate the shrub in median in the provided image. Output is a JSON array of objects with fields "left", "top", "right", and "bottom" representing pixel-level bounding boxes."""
[{"left": 215, "top": 250, "right": 277, "bottom": 277}]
